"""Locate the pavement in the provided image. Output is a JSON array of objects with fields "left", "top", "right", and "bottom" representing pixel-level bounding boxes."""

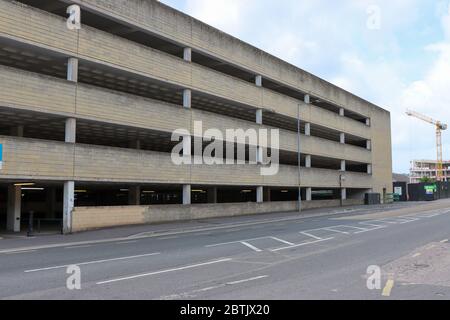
[{"left": 0, "top": 200, "right": 450, "bottom": 300}]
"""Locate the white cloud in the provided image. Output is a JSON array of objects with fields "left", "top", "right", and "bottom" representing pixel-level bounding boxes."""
[
  {"left": 162, "top": 0, "right": 450, "bottom": 173},
  {"left": 184, "top": 0, "right": 254, "bottom": 35}
]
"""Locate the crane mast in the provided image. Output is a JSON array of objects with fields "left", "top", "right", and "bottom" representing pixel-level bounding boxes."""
[{"left": 406, "top": 110, "right": 448, "bottom": 182}]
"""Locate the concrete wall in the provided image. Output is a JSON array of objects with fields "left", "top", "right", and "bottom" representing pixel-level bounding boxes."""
[
  {"left": 0, "top": 136, "right": 373, "bottom": 188},
  {"left": 72, "top": 199, "right": 365, "bottom": 232},
  {"left": 0, "top": 65, "right": 372, "bottom": 164}
]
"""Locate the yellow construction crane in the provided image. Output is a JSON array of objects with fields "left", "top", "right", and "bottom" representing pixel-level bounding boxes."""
[{"left": 406, "top": 109, "right": 448, "bottom": 181}]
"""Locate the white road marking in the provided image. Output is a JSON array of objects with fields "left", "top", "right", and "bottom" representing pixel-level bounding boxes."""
[
  {"left": 24, "top": 252, "right": 160, "bottom": 273},
  {"left": 65, "top": 245, "right": 93, "bottom": 249},
  {"left": 227, "top": 275, "right": 269, "bottom": 285},
  {"left": 240, "top": 242, "right": 263, "bottom": 252},
  {"left": 359, "top": 222, "right": 386, "bottom": 230},
  {"left": 412, "top": 253, "right": 421, "bottom": 258},
  {"left": 440, "top": 239, "right": 449, "bottom": 243},
  {"left": 206, "top": 236, "right": 269, "bottom": 248},
  {"left": 5, "top": 250, "right": 37, "bottom": 255},
  {"left": 116, "top": 241, "right": 138, "bottom": 245},
  {"left": 300, "top": 231, "right": 324, "bottom": 240},
  {"left": 163, "top": 275, "right": 268, "bottom": 298},
  {"left": 270, "top": 237, "right": 295, "bottom": 246},
  {"left": 96, "top": 258, "right": 232, "bottom": 285},
  {"left": 270, "top": 238, "right": 334, "bottom": 252},
  {"left": 322, "top": 227, "right": 350, "bottom": 235}
]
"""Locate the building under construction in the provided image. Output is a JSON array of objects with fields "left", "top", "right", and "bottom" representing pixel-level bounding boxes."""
[{"left": 410, "top": 160, "right": 450, "bottom": 183}]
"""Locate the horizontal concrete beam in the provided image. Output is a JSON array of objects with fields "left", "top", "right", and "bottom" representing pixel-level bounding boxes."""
[{"left": 0, "top": 136, "right": 373, "bottom": 189}]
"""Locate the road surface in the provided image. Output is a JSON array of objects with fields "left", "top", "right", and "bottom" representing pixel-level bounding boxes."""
[{"left": 1, "top": 201, "right": 450, "bottom": 300}]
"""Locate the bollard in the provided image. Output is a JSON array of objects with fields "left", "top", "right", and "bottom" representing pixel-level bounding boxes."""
[{"left": 27, "top": 211, "right": 34, "bottom": 237}]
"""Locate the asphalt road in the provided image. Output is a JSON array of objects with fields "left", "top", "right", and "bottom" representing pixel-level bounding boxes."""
[{"left": 1, "top": 201, "right": 450, "bottom": 300}]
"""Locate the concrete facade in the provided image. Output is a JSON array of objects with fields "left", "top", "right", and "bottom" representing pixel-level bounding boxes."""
[{"left": 0, "top": 0, "right": 392, "bottom": 233}]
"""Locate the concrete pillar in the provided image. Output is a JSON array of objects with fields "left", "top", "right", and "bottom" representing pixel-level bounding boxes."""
[
  {"left": 256, "top": 109, "right": 263, "bottom": 125},
  {"left": 340, "top": 132, "right": 346, "bottom": 144},
  {"left": 183, "top": 47, "right": 192, "bottom": 62},
  {"left": 306, "top": 187, "right": 312, "bottom": 201},
  {"left": 207, "top": 187, "right": 218, "bottom": 204},
  {"left": 10, "top": 125, "right": 24, "bottom": 137},
  {"left": 183, "top": 185, "right": 191, "bottom": 205},
  {"left": 128, "top": 186, "right": 141, "bottom": 205},
  {"left": 340, "top": 160, "right": 346, "bottom": 172},
  {"left": 305, "top": 123, "right": 311, "bottom": 136},
  {"left": 366, "top": 118, "right": 371, "bottom": 126},
  {"left": 366, "top": 140, "right": 372, "bottom": 150},
  {"left": 7, "top": 185, "right": 21, "bottom": 232},
  {"left": 341, "top": 188, "right": 347, "bottom": 201},
  {"left": 255, "top": 75, "right": 263, "bottom": 87},
  {"left": 256, "top": 186, "right": 264, "bottom": 203},
  {"left": 305, "top": 155, "right": 312, "bottom": 168},
  {"left": 183, "top": 89, "right": 191, "bottom": 109},
  {"left": 183, "top": 135, "right": 192, "bottom": 157},
  {"left": 63, "top": 181, "right": 75, "bottom": 234},
  {"left": 304, "top": 94, "right": 310, "bottom": 104},
  {"left": 367, "top": 164, "right": 373, "bottom": 175},
  {"left": 67, "top": 57, "right": 78, "bottom": 82},
  {"left": 339, "top": 108, "right": 345, "bottom": 117},
  {"left": 65, "top": 118, "right": 76, "bottom": 143},
  {"left": 256, "top": 146, "right": 263, "bottom": 164}
]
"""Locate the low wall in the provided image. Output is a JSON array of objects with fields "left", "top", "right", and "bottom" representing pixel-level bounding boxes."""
[{"left": 71, "top": 199, "right": 364, "bottom": 232}]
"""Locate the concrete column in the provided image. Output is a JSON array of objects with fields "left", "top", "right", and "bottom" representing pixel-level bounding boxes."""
[
  {"left": 306, "top": 187, "right": 312, "bottom": 201},
  {"left": 183, "top": 89, "right": 191, "bottom": 109},
  {"left": 63, "top": 181, "right": 75, "bottom": 234},
  {"left": 128, "top": 186, "right": 141, "bottom": 205},
  {"left": 207, "top": 187, "right": 218, "bottom": 204},
  {"left": 340, "top": 160, "right": 346, "bottom": 172},
  {"left": 183, "top": 185, "right": 191, "bottom": 205},
  {"left": 340, "top": 132, "right": 346, "bottom": 144},
  {"left": 255, "top": 75, "right": 263, "bottom": 87},
  {"left": 256, "top": 186, "right": 264, "bottom": 203},
  {"left": 366, "top": 118, "right": 371, "bottom": 126},
  {"left": 305, "top": 123, "right": 311, "bottom": 136},
  {"left": 366, "top": 140, "right": 372, "bottom": 150},
  {"left": 67, "top": 57, "right": 78, "bottom": 82},
  {"left": 183, "top": 47, "right": 192, "bottom": 62},
  {"left": 304, "top": 94, "right": 310, "bottom": 104},
  {"left": 256, "top": 109, "right": 263, "bottom": 125},
  {"left": 256, "top": 146, "right": 263, "bottom": 164},
  {"left": 10, "top": 125, "right": 24, "bottom": 137},
  {"left": 367, "top": 164, "right": 373, "bottom": 175},
  {"left": 7, "top": 185, "right": 21, "bottom": 232},
  {"left": 339, "top": 108, "right": 345, "bottom": 117},
  {"left": 65, "top": 118, "right": 76, "bottom": 143},
  {"left": 183, "top": 135, "right": 192, "bottom": 157},
  {"left": 341, "top": 188, "right": 347, "bottom": 201},
  {"left": 305, "top": 155, "right": 312, "bottom": 168}
]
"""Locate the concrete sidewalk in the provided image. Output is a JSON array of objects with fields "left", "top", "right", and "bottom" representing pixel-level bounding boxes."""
[{"left": 0, "top": 201, "right": 433, "bottom": 251}]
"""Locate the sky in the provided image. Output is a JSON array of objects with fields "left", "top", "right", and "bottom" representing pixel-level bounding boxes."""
[{"left": 161, "top": 0, "right": 450, "bottom": 174}]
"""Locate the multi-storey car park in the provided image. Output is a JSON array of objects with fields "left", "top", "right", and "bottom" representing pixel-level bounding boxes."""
[{"left": 0, "top": 0, "right": 393, "bottom": 233}]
